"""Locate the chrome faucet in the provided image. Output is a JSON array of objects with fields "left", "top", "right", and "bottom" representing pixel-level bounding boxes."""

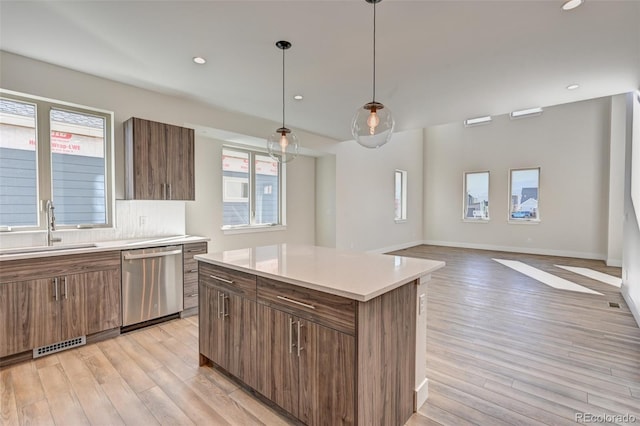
[{"left": 45, "top": 200, "right": 62, "bottom": 246}]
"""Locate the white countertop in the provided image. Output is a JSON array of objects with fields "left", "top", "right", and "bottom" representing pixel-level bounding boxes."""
[
  {"left": 0, "top": 235, "right": 209, "bottom": 261},
  {"left": 195, "top": 244, "right": 445, "bottom": 302}
]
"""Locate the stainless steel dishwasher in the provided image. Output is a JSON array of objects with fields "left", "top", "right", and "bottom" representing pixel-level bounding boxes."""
[{"left": 121, "top": 245, "right": 183, "bottom": 327}]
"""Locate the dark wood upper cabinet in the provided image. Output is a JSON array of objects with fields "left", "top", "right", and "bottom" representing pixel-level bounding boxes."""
[{"left": 124, "top": 117, "right": 195, "bottom": 200}]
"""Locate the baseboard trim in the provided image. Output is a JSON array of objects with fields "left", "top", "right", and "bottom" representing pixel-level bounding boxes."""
[
  {"left": 368, "top": 240, "right": 425, "bottom": 255},
  {"left": 621, "top": 285, "right": 640, "bottom": 328},
  {"left": 414, "top": 378, "right": 429, "bottom": 411},
  {"left": 422, "top": 240, "right": 606, "bottom": 261},
  {"left": 606, "top": 258, "right": 623, "bottom": 267}
]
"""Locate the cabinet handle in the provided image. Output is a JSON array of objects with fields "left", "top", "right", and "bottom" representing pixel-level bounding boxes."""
[
  {"left": 297, "top": 321, "right": 304, "bottom": 357},
  {"left": 276, "top": 295, "right": 316, "bottom": 310},
  {"left": 189, "top": 293, "right": 199, "bottom": 297},
  {"left": 52, "top": 277, "right": 59, "bottom": 301},
  {"left": 209, "top": 275, "right": 234, "bottom": 285},
  {"left": 161, "top": 183, "right": 166, "bottom": 200},
  {"left": 222, "top": 294, "right": 228, "bottom": 318},
  {"left": 288, "top": 317, "right": 295, "bottom": 354},
  {"left": 62, "top": 277, "right": 68, "bottom": 300},
  {"left": 189, "top": 269, "right": 198, "bottom": 273},
  {"left": 168, "top": 184, "right": 172, "bottom": 200},
  {"left": 217, "top": 292, "right": 228, "bottom": 318}
]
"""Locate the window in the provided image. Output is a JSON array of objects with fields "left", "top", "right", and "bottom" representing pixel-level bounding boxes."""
[
  {"left": 223, "top": 177, "right": 249, "bottom": 202},
  {"left": 0, "top": 92, "right": 113, "bottom": 230},
  {"left": 394, "top": 170, "right": 407, "bottom": 222},
  {"left": 464, "top": 171, "right": 490, "bottom": 221},
  {"left": 222, "top": 147, "right": 281, "bottom": 228},
  {"left": 509, "top": 167, "right": 540, "bottom": 222}
]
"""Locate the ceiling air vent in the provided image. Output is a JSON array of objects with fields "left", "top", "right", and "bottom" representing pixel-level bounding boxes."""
[
  {"left": 464, "top": 115, "right": 492, "bottom": 127},
  {"left": 510, "top": 107, "right": 543, "bottom": 119}
]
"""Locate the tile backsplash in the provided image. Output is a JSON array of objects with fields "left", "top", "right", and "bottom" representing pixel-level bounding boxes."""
[{"left": 0, "top": 200, "right": 186, "bottom": 249}]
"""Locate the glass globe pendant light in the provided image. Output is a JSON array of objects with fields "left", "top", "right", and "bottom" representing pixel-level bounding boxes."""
[
  {"left": 267, "top": 40, "right": 299, "bottom": 163},
  {"left": 351, "top": 0, "right": 395, "bottom": 149}
]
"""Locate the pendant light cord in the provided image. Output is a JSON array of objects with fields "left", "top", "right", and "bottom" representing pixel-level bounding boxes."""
[
  {"left": 282, "top": 46, "right": 286, "bottom": 129},
  {"left": 372, "top": 0, "right": 376, "bottom": 103}
]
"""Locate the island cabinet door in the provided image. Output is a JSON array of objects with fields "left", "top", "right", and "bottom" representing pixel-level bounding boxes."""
[
  {"left": 199, "top": 282, "right": 225, "bottom": 367},
  {"left": 226, "top": 294, "right": 257, "bottom": 388},
  {"left": 256, "top": 304, "right": 300, "bottom": 418},
  {"left": 299, "top": 320, "right": 356, "bottom": 426}
]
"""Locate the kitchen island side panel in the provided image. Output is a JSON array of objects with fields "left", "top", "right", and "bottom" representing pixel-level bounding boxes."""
[{"left": 357, "top": 281, "right": 417, "bottom": 426}]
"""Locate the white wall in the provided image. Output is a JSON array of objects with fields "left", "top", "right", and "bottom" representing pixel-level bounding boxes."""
[
  {"left": 622, "top": 91, "right": 640, "bottom": 327},
  {"left": 315, "top": 155, "right": 336, "bottom": 248},
  {"left": 185, "top": 136, "right": 316, "bottom": 252},
  {"left": 0, "top": 51, "right": 332, "bottom": 250},
  {"left": 607, "top": 95, "right": 627, "bottom": 267},
  {"left": 423, "top": 97, "right": 614, "bottom": 259},
  {"left": 335, "top": 129, "right": 424, "bottom": 253},
  {"left": 0, "top": 51, "right": 337, "bottom": 198}
]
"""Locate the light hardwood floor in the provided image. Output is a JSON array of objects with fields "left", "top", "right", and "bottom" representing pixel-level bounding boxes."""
[
  {"left": 393, "top": 245, "right": 639, "bottom": 426},
  {"left": 1, "top": 245, "right": 638, "bottom": 425}
]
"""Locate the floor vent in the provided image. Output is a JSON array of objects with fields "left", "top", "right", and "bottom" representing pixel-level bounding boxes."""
[
  {"left": 609, "top": 302, "right": 621, "bottom": 308},
  {"left": 33, "top": 336, "right": 86, "bottom": 358}
]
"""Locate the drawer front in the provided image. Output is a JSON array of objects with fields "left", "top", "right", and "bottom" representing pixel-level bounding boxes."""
[
  {"left": 257, "top": 277, "right": 356, "bottom": 335},
  {"left": 199, "top": 262, "right": 256, "bottom": 299},
  {"left": 184, "top": 260, "right": 199, "bottom": 285},
  {"left": 183, "top": 280, "right": 199, "bottom": 309},
  {"left": 183, "top": 242, "right": 207, "bottom": 261},
  {"left": 1, "top": 251, "right": 121, "bottom": 283}
]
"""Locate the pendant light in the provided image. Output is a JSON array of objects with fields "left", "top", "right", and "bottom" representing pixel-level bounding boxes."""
[
  {"left": 267, "top": 40, "right": 299, "bottom": 163},
  {"left": 351, "top": 0, "right": 395, "bottom": 149}
]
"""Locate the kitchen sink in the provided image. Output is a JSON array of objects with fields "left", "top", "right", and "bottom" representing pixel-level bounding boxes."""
[{"left": 0, "top": 243, "right": 98, "bottom": 256}]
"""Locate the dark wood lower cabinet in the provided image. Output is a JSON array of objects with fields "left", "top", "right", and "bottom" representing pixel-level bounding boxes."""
[
  {"left": 0, "top": 252, "right": 122, "bottom": 359},
  {"left": 300, "top": 321, "right": 355, "bottom": 425},
  {"left": 227, "top": 294, "right": 257, "bottom": 388},
  {"left": 199, "top": 280, "right": 257, "bottom": 388},
  {"left": 182, "top": 242, "right": 207, "bottom": 316},
  {"left": 256, "top": 305, "right": 300, "bottom": 417},
  {"left": 0, "top": 279, "right": 60, "bottom": 356},
  {"left": 255, "top": 304, "right": 355, "bottom": 424},
  {"left": 199, "top": 261, "right": 417, "bottom": 426},
  {"left": 64, "top": 269, "right": 121, "bottom": 338}
]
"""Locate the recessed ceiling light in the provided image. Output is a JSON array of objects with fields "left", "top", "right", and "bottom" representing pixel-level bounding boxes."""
[
  {"left": 566, "top": 84, "right": 580, "bottom": 90},
  {"left": 464, "top": 116, "right": 492, "bottom": 127},
  {"left": 562, "top": 0, "right": 584, "bottom": 11},
  {"left": 192, "top": 56, "right": 206, "bottom": 65},
  {"left": 293, "top": 95, "right": 303, "bottom": 100},
  {"left": 510, "top": 107, "right": 543, "bottom": 119}
]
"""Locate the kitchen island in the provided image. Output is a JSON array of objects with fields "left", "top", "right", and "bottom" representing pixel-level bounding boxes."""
[{"left": 195, "top": 244, "right": 445, "bottom": 426}]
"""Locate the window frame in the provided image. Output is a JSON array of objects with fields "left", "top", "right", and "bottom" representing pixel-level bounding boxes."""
[
  {"left": 222, "top": 176, "right": 249, "bottom": 203},
  {"left": 394, "top": 169, "right": 407, "bottom": 223},
  {"left": 463, "top": 171, "right": 490, "bottom": 222},
  {"left": 221, "top": 145, "right": 285, "bottom": 232},
  {"left": 508, "top": 167, "right": 541, "bottom": 224},
  {"left": 0, "top": 89, "right": 115, "bottom": 231}
]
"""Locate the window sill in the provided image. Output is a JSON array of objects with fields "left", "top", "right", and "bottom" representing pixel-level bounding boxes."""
[
  {"left": 508, "top": 219, "right": 541, "bottom": 225},
  {"left": 221, "top": 224, "right": 287, "bottom": 235},
  {"left": 462, "top": 218, "right": 490, "bottom": 223},
  {"left": 394, "top": 219, "right": 407, "bottom": 224}
]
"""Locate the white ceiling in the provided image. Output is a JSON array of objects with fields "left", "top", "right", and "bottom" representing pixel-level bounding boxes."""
[{"left": 1, "top": 0, "right": 639, "bottom": 142}]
